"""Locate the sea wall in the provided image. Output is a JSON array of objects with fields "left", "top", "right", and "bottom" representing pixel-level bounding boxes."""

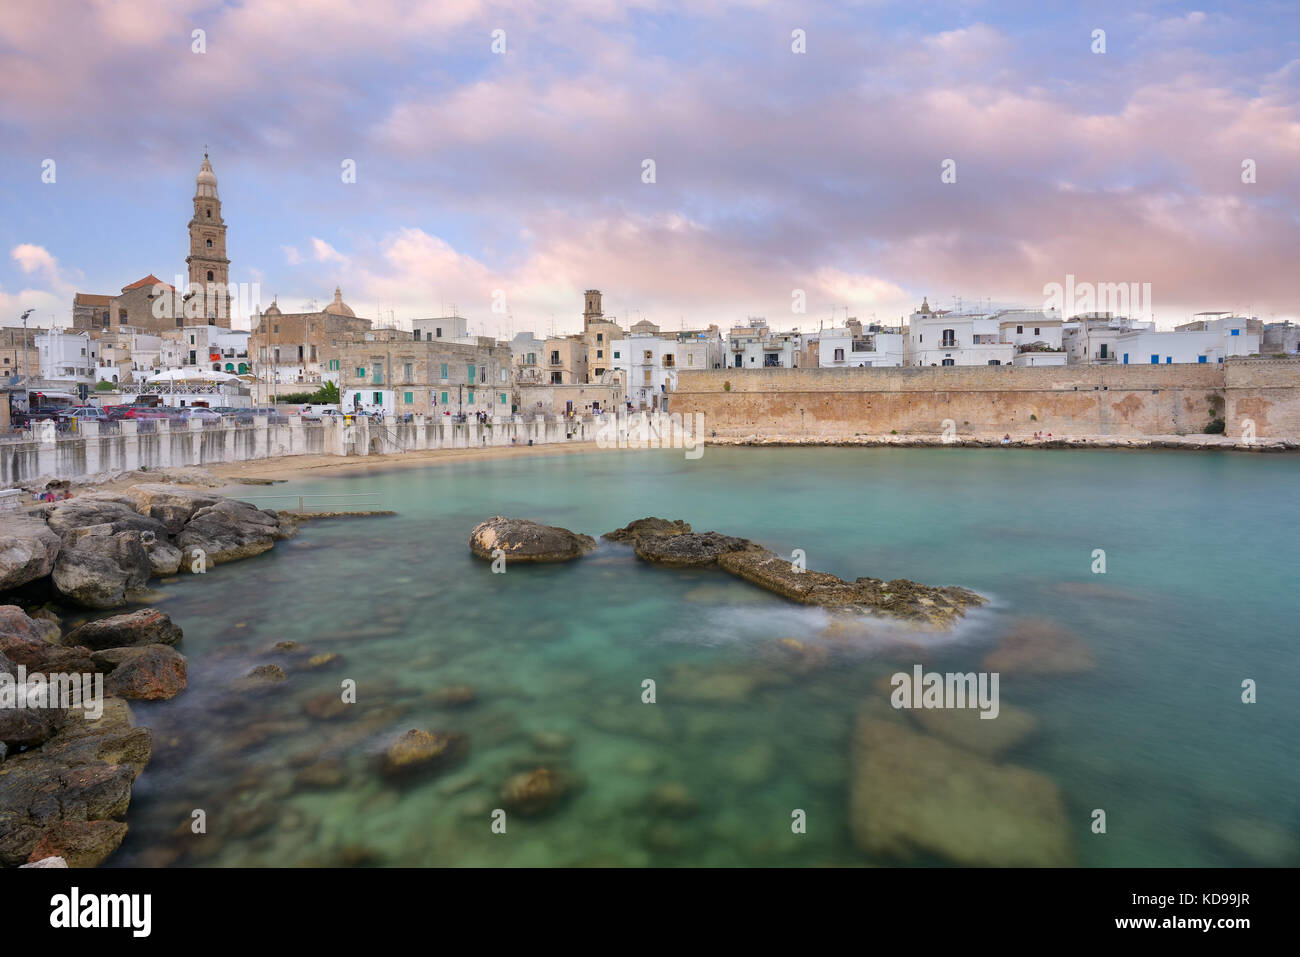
[
  {"left": 671, "top": 359, "right": 1300, "bottom": 443},
  {"left": 0, "top": 414, "right": 597, "bottom": 485}
]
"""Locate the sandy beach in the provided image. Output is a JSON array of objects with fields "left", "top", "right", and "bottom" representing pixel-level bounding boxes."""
[{"left": 206, "top": 440, "right": 603, "bottom": 483}]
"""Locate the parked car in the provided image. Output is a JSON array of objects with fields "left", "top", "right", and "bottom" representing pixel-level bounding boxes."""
[
  {"left": 61, "top": 406, "right": 110, "bottom": 423},
  {"left": 234, "top": 406, "right": 288, "bottom": 423},
  {"left": 122, "top": 407, "right": 173, "bottom": 420},
  {"left": 178, "top": 407, "right": 223, "bottom": 420}
]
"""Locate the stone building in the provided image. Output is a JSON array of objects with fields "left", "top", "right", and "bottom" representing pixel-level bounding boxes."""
[
  {"left": 580, "top": 290, "right": 624, "bottom": 383},
  {"left": 251, "top": 288, "right": 372, "bottom": 386},
  {"left": 543, "top": 335, "right": 588, "bottom": 385},
  {"left": 0, "top": 327, "right": 40, "bottom": 384},
  {"left": 325, "top": 328, "right": 512, "bottom": 416}
]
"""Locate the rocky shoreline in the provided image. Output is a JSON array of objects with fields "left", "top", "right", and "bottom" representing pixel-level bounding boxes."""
[
  {"left": 703, "top": 434, "right": 1298, "bottom": 452},
  {"left": 1, "top": 483, "right": 300, "bottom": 867},
  {"left": 471, "top": 515, "right": 985, "bottom": 626}
]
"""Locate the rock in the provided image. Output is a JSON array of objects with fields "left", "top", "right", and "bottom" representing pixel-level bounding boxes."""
[
  {"left": 144, "top": 539, "right": 183, "bottom": 577},
  {"left": 849, "top": 715, "right": 1074, "bottom": 866},
  {"left": 380, "top": 728, "right": 468, "bottom": 780},
  {"left": 982, "top": 618, "right": 1095, "bottom": 676},
  {"left": 0, "top": 683, "right": 66, "bottom": 748},
  {"left": 468, "top": 516, "right": 597, "bottom": 563},
  {"left": 0, "top": 513, "right": 60, "bottom": 591},
  {"left": 45, "top": 495, "right": 169, "bottom": 540},
  {"left": 602, "top": 517, "right": 692, "bottom": 543},
  {"left": 0, "top": 698, "right": 150, "bottom": 868},
  {"left": 25, "top": 821, "right": 128, "bottom": 869},
  {"left": 0, "top": 604, "right": 61, "bottom": 646},
  {"left": 64, "top": 608, "right": 182, "bottom": 650},
  {"left": 119, "top": 483, "right": 222, "bottom": 534},
  {"left": 235, "top": 664, "right": 287, "bottom": 690},
  {"left": 302, "top": 691, "right": 350, "bottom": 720},
  {"left": 650, "top": 782, "right": 698, "bottom": 818},
  {"left": 50, "top": 527, "right": 152, "bottom": 609},
  {"left": 176, "top": 498, "right": 286, "bottom": 567},
  {"left": 718, "top": 549, "right": 985, "bottom": 625},
  {"left": 305, "top": 652, "right": 340, "bottom": 669},
  {"left": 498, "top": 766, "right": 576, "bottom": 816},
  {"left": 909, "top": 701, "right": 1039, "bottom": 759},
  {"left": 634, "top": 531, "right": 763, "bottom": 567},
  {"left": 93, "top": 644, "right": 187, "bottom": 700},
  {"left": 19, "top": 855, "right": 69, "bottom": 868},
  {"left": 429, "top": 685, "right": 477, "bottom": 708}
]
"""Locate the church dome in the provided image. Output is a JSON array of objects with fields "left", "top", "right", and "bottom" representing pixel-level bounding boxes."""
[
  {"left": 323, "top": 286, "right": 355, "bottom": 318},
  {"left": 262, "top": 299, "right": 281, "bottom": 317}
]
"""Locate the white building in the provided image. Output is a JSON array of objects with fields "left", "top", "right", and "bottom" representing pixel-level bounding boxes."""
[
  {"left": 998, "top": 310, "right": 1066, "bottom": 366},
  {"left": 36, "top": 329, "right": 98, "bottom": 385},
  {"left": 1114, "top": 314, "right": 1260, "bottom": 365},
  {"left": 906, "top": 299, "right": 1014, "bottom": 367},
  {"left": 818, "top": 321, "right": 906, "bottom": 368},
  {"left": 413, "top": 316, "right": 472, "bottom": 343},
  {"left": 510, "top": 331, "right": 547, "bottom": 384},
  {"left": 612, "top": 333, "right": 679, "bottom": 410},
  {"left": 1062, "top": 314, "right": 1155, "bottom": 364},
  {"left": 673, "top": 328, "right": 726, "bottom": 373}
]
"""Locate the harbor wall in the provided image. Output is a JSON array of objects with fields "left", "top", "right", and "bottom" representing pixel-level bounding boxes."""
[{"left": 671, "top": 359, "right": 1300, "bottom": 442}]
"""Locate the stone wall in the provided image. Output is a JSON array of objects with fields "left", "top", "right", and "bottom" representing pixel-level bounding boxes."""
[
  {"left": 0, "top": 414, "right": 597, "bottom": 485},
  {"left": 671, "top": 360, "right": 1300, "bottom": 442}
]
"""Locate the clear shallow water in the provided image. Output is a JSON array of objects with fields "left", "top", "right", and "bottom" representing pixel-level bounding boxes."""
[{"left": 109, "top": 447, "right": 1299, "bottom": 867}]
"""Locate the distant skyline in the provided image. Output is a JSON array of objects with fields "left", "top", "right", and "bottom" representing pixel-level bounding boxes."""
[{"left": 2, "top": 0, "right": 1297, "bottom": 335}]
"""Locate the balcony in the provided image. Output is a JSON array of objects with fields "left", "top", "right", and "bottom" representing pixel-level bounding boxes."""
[
  {"left": 1091, "top": 352, "right": 1117, "bottom": 363},
  {"left": 939, "top": 339, "right": 959, "bottom": 350}
]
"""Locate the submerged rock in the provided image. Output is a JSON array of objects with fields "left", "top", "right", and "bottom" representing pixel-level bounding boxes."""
[
  {"left": 64, "top": 608, "right": 182, "bottom": 651},
  {"left": 634, "top": 532, "right": 763, "bottom": 567},
  {"left": 982, "top": 618, "right": 1095, "bottom": 676},
  {"left": 381, "top": 728, "right": 468, "bottom": 780},
  {"left": 909, "top": 700, "right": 1039, "bottom": 759},
  {"left": 849, "top": 714, "right": 1073, "bottom": 866},
  {"left": 469, "top": 516, "right": 597, "bottom": 563},
  {"left": 498, "top": 766, "right": 577, "bottom": 816}
]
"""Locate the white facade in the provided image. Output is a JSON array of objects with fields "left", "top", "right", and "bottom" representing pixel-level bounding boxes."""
[
  {"left": 1114, "top": 316, "right": 1260, "bottom": 365},
  {"left": 674, "top": 330, "right": 725, "bottom": 373},
  {"left": 36, "top": 330, "right": 98, "bottom": 384},
  {"left": 413, "top": 316, "right": 470, "bottom": 343},
  {"left": 727, "top": 320, "right": 802, "bottom": 370},
  {"left": 510, "top": 331, "right": 547, "bottom": 384},
  {"left": 907, "top": 308, "right": 1014, "bottom": 367},
  {"left": 612, "top": 333, "right": 680, "bottom": 410},
  {"left": 1062, "top": 315, "right": 1155, "bottom": 364},
  {"left": 818, "top": 326, "right": 906, "bottom": 367}
]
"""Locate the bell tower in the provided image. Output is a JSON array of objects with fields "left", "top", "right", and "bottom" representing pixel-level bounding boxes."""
[
  {"left": 186, "top": 153, "right": 231, "bottom": 326},
  {"left": 583, "top": 289, "right": 603, "bottom": 329}
]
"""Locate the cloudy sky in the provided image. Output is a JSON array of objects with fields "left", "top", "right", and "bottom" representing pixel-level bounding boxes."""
[{"left": 1, "top": 0, "right": 1297, "bottom": 335}]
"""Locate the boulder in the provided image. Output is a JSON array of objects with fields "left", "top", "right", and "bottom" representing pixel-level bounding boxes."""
[
  {"left": 50, "top": 527, "right": 152, "bottom": 609},
  {"left": 849, "top": 715, "right": 1073, "bottom": 866},
  {"left": 144, "top": 539, "right": 183, "bottom": 577},
  {"left": 634, "top": 531, "right": 763, "bottom": 567},
  {"left": 380, "top": 728, "right": 468, "bottom": 779},
  {"left": 0, "top": 513, "right": 60, "bottom": 591},
  {"left": 176, "top": 498, "right": 285, "bottom": 567},
  {"left": 602, "top": 517, "right": 692, "bottom": 544},
  {"left": 0, "top": 606, "right": 94, "bottom": 674},
  {"left": 0, "top": 685, "right": 66, "bottom": 748},
  {"left": 468, "top": 516, "right": 597, "bottom": 563},
  {"left": 119, "top": 484, "right": 222, "bottom": 535},
  {"left": 93, "top": 644, "right": 187, "bottom": 700},
  {"left": 64, "top": 608, "right": 183, "bottom": 650},
  {"left": 0, "top": 698, "right": 150, "bottom": 868},
  {"left": 44, "top": 495, "right": 169, "bottom": 540},
  {"left": 0, "top": 604, "right": 61, "bottom": 645}
]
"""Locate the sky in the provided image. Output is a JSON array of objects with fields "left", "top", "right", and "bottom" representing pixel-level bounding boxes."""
[{"left": 1, "top": 0, "right": 1297, "bottom": 336}]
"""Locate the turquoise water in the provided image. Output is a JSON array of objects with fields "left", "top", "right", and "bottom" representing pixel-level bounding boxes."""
[{"left": 110, "top": 447, "right": 1299, "bottom": 866}]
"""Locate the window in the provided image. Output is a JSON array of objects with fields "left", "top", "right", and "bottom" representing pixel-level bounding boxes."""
[
  {"left": 207, "top": 270, "right": 214, "bottom": 281},
  {"left": 596, "top": 333, "right": 603, "bottom": 342},
  {"left": 372, "top": 392, "right": 383, "bottom": 405},
  {"left": 687, "top": 354, "right": 694, "bottom": 366},
  {"left": 834, "top": 348, "right": 845, "bottom": 361},
  {"left": 1016, "top": 326, "right": 1023, "bottom": 334},
  {"left": 467, "top": 363, "right": 476, "bottom": 383},
  {"left": 1198, "top": 355, "right": 1208, "bottom": 363},
  {"left": 613, "top": 351, "right": 620, "bottom": 359},
  {"left": 499, "top": 393, "right": 507, "bottom": 405},
  {"left": 1123, "top": 354, "right": 1129, "bottom": 364},
  {"left": 987, "top": 359, "right": 1001, "bottom": 366},
  {"left": 356, "top": 367, "right": 366, "bottom": 377},
  {"left": 941, "top": 329, "right": 956, "bottom": 347},
  {"left": 205, "top": 209, "right": 211, "bottom": 218},
  {"left": 436, "top": 328, "right": 442, "bottom": 338},
  {"left": 404, "top": 392, "right": 414, "bottom": 404},
  {"left": 643, "top": 350, "right": 653, "bottom": 361},
  {"left": 597, "top": 349, "right": 603, "bottom": 359},
  {"left": 1230, "top": 329, "right": 1240, "bottom": 336},
  {"left": 373, "top": 361, "right": 383, "bottom": 383},
  {"left": 273, "top": 324, "right": 279, "bottom": 333},
  {"left": 1150, "top": 355, "right": 1159, "bottom": 364},
  {"left": 1034, "top": 328, "right": 1041, "bottom": 336},
  {"left": 440, "top": 363, "right": 448, "bottom": 379},
  {"left": 403, "top": 362, "right": 413, "bottom": 382},
  {"left": 206, "top": 239, "right": 213, "bottom": 248},
  {"left": 467, "top": 390, "right": 475, "bottom": 404},
  {"left": 440, "top": 392, "right": 449, "bottom": 404},
  {"left": 328, "top": 359, "right": 339, "bottom": 371},
  {"left": 1166, "top": 357, "right": 1172, "bottom": 364},
  {"left": 525, "top": 353, "right": 535, "bottom": 365},
  {"left": 942, "top": 358, "right": 955, "bottom": 366},
  {"left": 550, "top": 351, "right": 560, "bottom": 365}
]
